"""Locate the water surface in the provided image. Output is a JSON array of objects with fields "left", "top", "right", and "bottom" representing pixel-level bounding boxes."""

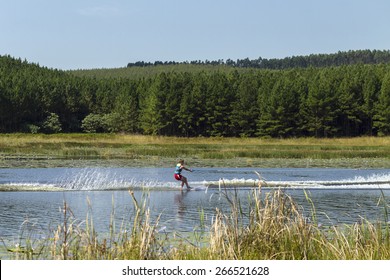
[{"left": 1, "top": 167, "right": 390, "bottom": 240}]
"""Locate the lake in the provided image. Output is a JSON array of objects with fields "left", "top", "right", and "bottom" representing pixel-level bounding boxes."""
[{"left": 1, "top": 167, "right": 390, "bottom": 241}]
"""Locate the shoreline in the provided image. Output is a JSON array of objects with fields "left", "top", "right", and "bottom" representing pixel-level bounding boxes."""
[{"left": 1, "top": 134, "right": 390, "bottom": 169}]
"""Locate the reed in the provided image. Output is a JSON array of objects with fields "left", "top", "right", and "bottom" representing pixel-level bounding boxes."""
[
  {"left": 45, "top": 191, "right": 168, "bottom": 260},
  {"left": 171, "top": 181, "right": 390, "bottom": 260}
]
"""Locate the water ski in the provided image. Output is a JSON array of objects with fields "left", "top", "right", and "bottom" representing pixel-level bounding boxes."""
[
  {"left": 176, "top": 186, "right": 197, "bottom": 191},
  {"left": 187, "top": 185, "right": 207, "bottom": 191}
]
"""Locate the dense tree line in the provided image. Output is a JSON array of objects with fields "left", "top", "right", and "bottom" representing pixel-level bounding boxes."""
[
  {"left": 127, "top": 50, "right": 390, "bottom": 70},
  {"left": 1, "top": 54, "right": 390, "bottom": 137}
]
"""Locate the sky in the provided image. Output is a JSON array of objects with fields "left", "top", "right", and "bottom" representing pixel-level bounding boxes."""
[{"left": 1, "top": 0, "right": 390, "bottom": 70}]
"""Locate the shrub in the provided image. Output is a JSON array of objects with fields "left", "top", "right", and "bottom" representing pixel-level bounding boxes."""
[
  {"left": 81, "top": 114, "right": 106, "bottom": 133},
  {"left": 42, "top": 113, "right": 62, "bottom": 134}
]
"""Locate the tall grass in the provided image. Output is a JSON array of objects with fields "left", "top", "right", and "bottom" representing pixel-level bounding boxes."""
[
  {"left": 202, "top": 187, "right": 390, "bottom": 260},
  {"left": 4, "top": 181, "right": 390, "bottom": 260},
  {"left": 46, "top": 192, "right": 169, "bottom": 260}
]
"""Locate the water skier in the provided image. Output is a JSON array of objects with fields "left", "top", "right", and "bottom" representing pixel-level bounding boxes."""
[{"left": 174, "top": 159, "right": 193, "bottom": 189}]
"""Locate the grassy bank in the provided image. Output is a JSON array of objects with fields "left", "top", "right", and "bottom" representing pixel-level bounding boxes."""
[
  {"left": 1, "top": 134, "right": 390, "bottom": 168},
  {"left": 3, "top": 187, "right": 390, "bottom": 260}
]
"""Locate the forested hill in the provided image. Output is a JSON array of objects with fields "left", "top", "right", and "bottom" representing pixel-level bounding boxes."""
[
  {"left": 126, "top": 49, "right": 390, "bottom": 69},
  {"left": 72, "top": 49, "right": 390, "bottom": 79},
  {"left": 1, "top": 52, "right": 390, "bottom": 137}
]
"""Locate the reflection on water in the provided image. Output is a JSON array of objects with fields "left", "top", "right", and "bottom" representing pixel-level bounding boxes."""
[
  {"left": 1, "top": 188, "right": 389, "bottom": 240},
  {"left": 0, "top": 167, "right": 390, "bottom": 239}
]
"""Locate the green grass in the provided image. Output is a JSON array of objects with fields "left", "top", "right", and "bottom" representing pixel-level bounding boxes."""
[
  {"left": 1, "top": 134, "right": 390, "bottom": 168},
  {"left": 3, "top": 185, "right": 390, "bottom": 260}
]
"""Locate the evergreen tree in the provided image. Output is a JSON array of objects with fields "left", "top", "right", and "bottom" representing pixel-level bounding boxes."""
[
  {"left": 230, "top": 72, "right": 259, "bottom": 137},
  {"left": 256, "top": 71, "right": 281, "bottom": 137},
  {"left": 374, "top": 72, "right": 390, "bottom": 135},
  {"left": 303, "top": 70, "right": 340, "bottom": 137},
  {"left": 161, "top": 73, "right": 184, "bottom": 136},
  {"left": 336, "top": 67, "right": 364, "bottom": 136},
  {"left": 361, "top": 67, "right": 380, "bottom": 135},
  {"left": 139, "top": 75, "right": 166, "bottom": 135},
  {"left": 205, "top": 73, "right": 234, "bottom": 136},
  {"left": 178, "top": 72, "right": 208, "bottom": 136},
  {"left": 109, "top": 81, "right": 140, "bottom": 133}
]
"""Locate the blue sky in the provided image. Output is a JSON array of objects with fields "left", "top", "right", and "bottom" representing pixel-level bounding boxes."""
[{"left": 1, "top": 0, "right": 389, "bottom": 70}]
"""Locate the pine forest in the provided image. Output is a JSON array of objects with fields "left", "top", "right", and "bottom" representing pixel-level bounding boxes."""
[{"left": 1, "top": 50, "right": 390, "bottom": 138}]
